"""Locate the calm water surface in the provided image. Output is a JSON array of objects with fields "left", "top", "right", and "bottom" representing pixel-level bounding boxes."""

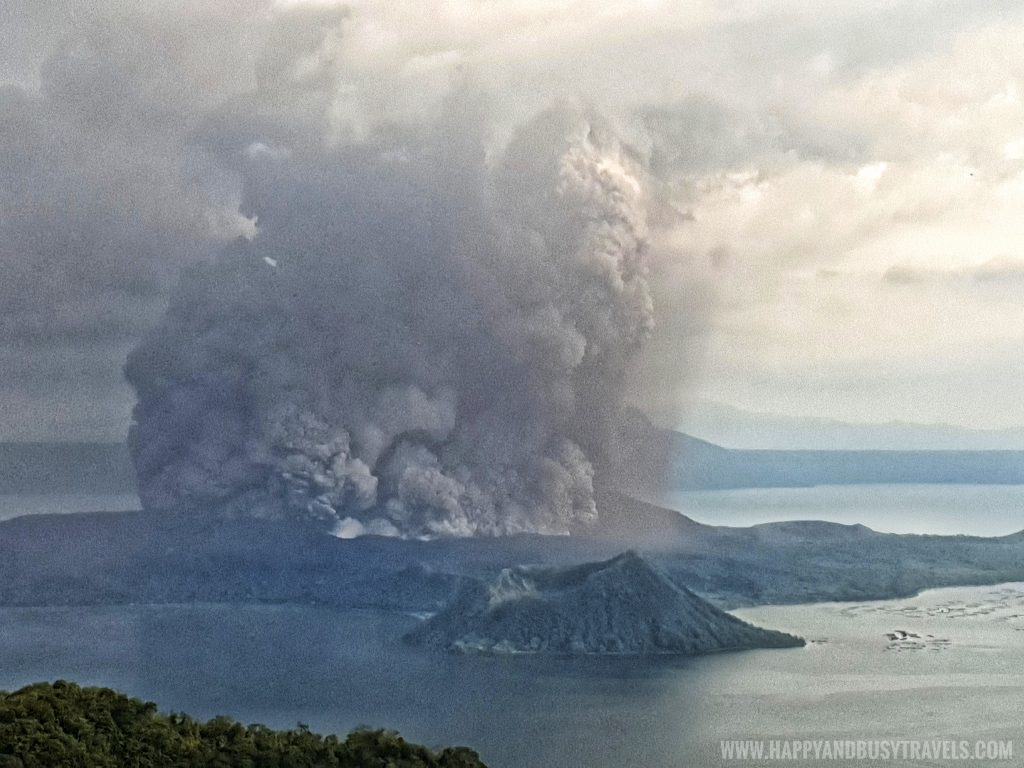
[
  {"left": 660, "top": 484, "right": 1024, "bottom": 536},
  {"left": 1, "top": 583, "right": 1022, "bottom": 767}
]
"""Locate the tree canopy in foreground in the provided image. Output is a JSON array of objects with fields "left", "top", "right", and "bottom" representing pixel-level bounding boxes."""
[{"left": 0, "top": 681, "right": 486, "bottom": 768}]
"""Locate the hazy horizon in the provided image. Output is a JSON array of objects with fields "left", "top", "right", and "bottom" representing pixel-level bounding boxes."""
[{"left": 9, "top": 400, "right": 1024, "bottom": 453}]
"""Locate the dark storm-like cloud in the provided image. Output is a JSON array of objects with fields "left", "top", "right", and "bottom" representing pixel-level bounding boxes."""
[
  {"left": 0, "top": 5, "right": 261, "bottom": 348},
  {"left": 0, "top": 3, "right": 271, "bottom": 438},
  {"left": 9, "top": 0, "right": 1021, "bottom": 446},
  {"left": 125, "top": 101, "right": 654, "bottom": 537}
]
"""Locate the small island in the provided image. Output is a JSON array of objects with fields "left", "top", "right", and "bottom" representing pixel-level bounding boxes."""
[{"left": 406, "top": 551, "right": 805, "bottom": 655}]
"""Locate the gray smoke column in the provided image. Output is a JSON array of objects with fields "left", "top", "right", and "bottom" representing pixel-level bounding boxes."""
[{"left": 125, "top": 105, "right": 653, "bottom": 537}]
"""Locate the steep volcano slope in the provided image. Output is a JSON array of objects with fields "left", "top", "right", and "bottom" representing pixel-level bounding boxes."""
[{"left": 405, "top": 551, "right": 804, "bottom": 655}]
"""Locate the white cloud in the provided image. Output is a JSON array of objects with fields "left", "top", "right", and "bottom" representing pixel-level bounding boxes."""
[{"left": 5, "top": 0, "right": 1024, "bottom": 438}]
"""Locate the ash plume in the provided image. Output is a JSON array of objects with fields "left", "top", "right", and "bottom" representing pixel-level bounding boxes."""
[{"left": 125, "top": 106, "right": 653, "bottom": 537}]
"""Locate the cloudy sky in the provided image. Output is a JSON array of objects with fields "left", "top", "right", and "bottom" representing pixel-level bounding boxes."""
[{"left": 3, "top": 0, "right": 1024, "bottom": 442}]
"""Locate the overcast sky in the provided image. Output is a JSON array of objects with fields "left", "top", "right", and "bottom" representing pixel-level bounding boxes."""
[{"left": 3, "top": 0, "right": 1024, "bottom": 441}]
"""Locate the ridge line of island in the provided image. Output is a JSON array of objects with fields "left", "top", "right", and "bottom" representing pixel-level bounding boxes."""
[{"left": 4, "top": 489, "right": 1024, "bottom": 657}]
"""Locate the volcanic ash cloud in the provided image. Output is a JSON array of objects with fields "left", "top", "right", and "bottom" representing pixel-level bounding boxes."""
[{"left": 125, "top": 107, "right": 653, "bottom": 537}]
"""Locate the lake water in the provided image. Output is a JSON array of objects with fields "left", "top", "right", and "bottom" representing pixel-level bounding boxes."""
[
  {"left": 660, "top": 484, "right": 1024, "bottom": 536},
  {"left": 1, "top": 583, "right": 1021, "bottom": 767},
  {"left": 0, "top": 493, "right": 140, "bottom": 521}
]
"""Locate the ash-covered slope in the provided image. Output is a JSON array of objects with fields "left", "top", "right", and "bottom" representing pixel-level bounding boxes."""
[
  {"left": 6, "top": 499, "right": 1024, "bottom": 612},
  {"left": 405, "top": 551, "right": 804, "bottom": 655}
]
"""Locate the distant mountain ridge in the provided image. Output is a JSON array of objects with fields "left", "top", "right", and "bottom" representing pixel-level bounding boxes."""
[
  {"left": 611, "top": 411, "right": 1024, "bottom": 493},
  {"left": 677, "top": 400, "right": 1024, "bottom": 450},
  {"left": 4, "top": 425, "right": 1024, "bottom": 502}
]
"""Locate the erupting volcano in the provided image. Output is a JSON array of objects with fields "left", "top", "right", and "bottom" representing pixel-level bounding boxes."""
[{"left": 125, "top": 106, "right": 653, "bottom": 538}]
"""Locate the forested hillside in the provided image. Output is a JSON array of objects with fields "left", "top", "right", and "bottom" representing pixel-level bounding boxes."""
[{"left": 0, "top": 681, "right": 485, "bottom": 768}]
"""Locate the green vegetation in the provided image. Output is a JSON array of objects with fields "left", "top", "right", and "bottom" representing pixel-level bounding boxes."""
[{"left": 0, "top": 681, "right": 486, "bottom": 768}]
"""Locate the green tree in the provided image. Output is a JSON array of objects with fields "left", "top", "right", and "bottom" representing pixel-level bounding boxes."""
[{"left": 0, "top": 682, "right": 487, "bottom": 768}]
